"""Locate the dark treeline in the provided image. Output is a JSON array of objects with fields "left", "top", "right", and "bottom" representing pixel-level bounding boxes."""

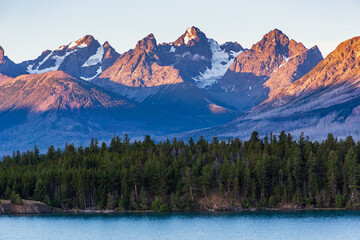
[{"left": 1, "top": 131, "right": 360, "bottom": 211}]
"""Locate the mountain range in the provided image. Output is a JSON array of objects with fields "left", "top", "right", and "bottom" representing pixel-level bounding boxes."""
[{"left": 0, "top": 26, "right": 359, "bottom": 154}]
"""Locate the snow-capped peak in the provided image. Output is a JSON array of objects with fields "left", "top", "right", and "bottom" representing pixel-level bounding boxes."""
[
  {"left": 184, "top": 27, "right": 198, "bottom": 45},
  {"left": 67, "top": 35, "right": 94, "bottom": 49},
  {"left": 68, "top": 41, "right": 88, "bottom": 49},
  {"left": 23, "top": 35, "right": 119, "bottom": 82},
  {"left": 57, "top": 45, "right": 66, "bottom": 51}
]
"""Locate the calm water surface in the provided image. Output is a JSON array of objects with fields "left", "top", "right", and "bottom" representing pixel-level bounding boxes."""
[{"left": 0, "top": 211, "right": 360, "bottom": 240}]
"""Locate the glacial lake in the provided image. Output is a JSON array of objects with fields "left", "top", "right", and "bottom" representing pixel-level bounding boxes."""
[{"left": 1, "top": 211, "right": 360, "bottom": 240}]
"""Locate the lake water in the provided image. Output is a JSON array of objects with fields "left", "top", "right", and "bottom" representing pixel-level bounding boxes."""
[{"left": 0, "top": 211, "right": 360, "bottom": 240}]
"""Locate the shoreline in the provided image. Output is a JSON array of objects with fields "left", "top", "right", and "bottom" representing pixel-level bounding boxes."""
[
  {"left": 1, "top": 199, "right": 358, "bottom": 215},
  {"left": 58, "top": 207, "right": 355, "bottom": 214}
]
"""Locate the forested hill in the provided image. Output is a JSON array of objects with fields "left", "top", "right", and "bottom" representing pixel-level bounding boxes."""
[{"left": 1, "top": 132, "right": 360, "bottom": 212}]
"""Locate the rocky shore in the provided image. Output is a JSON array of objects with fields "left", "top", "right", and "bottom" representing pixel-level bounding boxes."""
[
  {"left": 0, "top": 199, "right": 54, "bottom": 214},
  {"left": 0, "top": 197, "right": 347, "bottom": 215}
]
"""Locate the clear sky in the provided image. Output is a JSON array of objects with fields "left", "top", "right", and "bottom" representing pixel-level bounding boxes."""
[{"left": 1, "top": 0, "right": 359, "bottom": 63}]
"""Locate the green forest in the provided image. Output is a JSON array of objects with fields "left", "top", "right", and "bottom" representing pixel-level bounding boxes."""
[{"left": 1, "top": 131, "right": 360, "bottom": 211}]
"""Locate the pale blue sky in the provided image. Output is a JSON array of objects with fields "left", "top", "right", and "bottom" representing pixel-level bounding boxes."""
[{"left": 1, "top": 0, "right": 359, "bottom": 63}]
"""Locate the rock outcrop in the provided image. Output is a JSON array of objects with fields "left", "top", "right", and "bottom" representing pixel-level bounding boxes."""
[{"left": 0, "top": 200, "right": 54, "bottom": 214}]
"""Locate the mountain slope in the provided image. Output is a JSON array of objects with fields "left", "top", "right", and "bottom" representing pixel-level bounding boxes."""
[
  {"left": 0, "top": 71, "right": 134, "bottom": 112},
  {"left": 209, "top": 29, "right": 323, "bottom": 110},
  {"left": 0, "top": 46, "right": 25, "bottom": 77},
  {"left": 97, "top": 34, "right": 184, "bottom": 87},
  {"left": 0, "top": 71, "right": 232, "bottom": 154},
  {"left": 93, "top": 27, "right": 239, "bottom": 123},
  {"left": 0, "top": 73, "right": 13, "bottom": 85},
  {"left": 0, "top": 71, "right": 140, "bottom": 153},
  {"left": 2, "top": 28, "right": 356, "bottom": 153},
  {"left": 261, "top": 36, "right": 360, "bottom": 109},
  {"left": 96, "top": 26, "right": 244, "bottom": 89},
  {"left": 178, "top": 36, "right": 360, "bottom": 141},
  {"left": 162, "top": 27, "right": 244, "bottom": 88}
]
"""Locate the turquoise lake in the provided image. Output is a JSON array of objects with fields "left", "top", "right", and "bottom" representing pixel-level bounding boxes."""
[{"left": 1, "top": 211, "right": 360, "bottom": 240}]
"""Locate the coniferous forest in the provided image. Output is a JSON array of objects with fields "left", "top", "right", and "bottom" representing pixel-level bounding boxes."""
[{"left": 1, "top": 131, "right": 360, "bottom": 211}]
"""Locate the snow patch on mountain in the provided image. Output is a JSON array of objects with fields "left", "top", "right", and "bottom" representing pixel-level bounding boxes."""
[
  {"left": 229, "top": 50, "right": 240, "bottom": 58},
  {"left": 170, "top": 46, "right": 176, "bottom": 53},
  {"left": 184, "top": 28, "right": 197, "bottom": 45},
  {"left": 68, "top": 41, "right": 88, "bottom": 49},
  {"left": 82, "top": 45, "right": 104, "bottom": 67},
  {"left": 27, "top": 51, "right": 75, "bottom": 74},
  {"left": 274, "top": 55, "right": 292, "bottom": 72},
  {"left": 192, "top": 39, "right": 243, "bottom": 88},
  {"left": 80, "top": 66, "right": 102, "bottom": 81},
  {"left": 37, "top": 52, "right": 53, "bottom": 68},
  {"left": 57, "top": 45, "right": 66, "bottom": 51}
]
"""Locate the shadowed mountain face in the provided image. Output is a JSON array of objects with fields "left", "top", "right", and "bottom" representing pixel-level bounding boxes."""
[
  {"left": 164, "top": 26, "right": 213, "bottom": 82},
  {"left": 0, "top": 46, "right": 25, "bottom": 77},
  {"left": 209, "top": 29, "right": 323, "bottom": 110}
]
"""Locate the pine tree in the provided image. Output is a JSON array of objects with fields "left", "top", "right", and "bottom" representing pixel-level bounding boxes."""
[
  {"left": 34, "top": 179, "right": 46, "bottom": 202},
  {"left": 343, "top": 147, "right": 360, "bottom": 205},
  {"left": 327, "top": 150, "right": 339, "bottom": 201}
]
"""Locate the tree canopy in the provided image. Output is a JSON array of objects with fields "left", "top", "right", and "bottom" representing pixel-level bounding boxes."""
[{"left": 0, "top": 132, "right": 359, "bottom": 211}]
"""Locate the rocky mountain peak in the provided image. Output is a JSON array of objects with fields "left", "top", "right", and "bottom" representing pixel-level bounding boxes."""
[
  {"left": 135, "top": 34, "right": 157, "bottom": 51},
  {"left": 0, "top": 46, "right": 4, "bottom": 62},
  {"left": 332, "top": 36, "right": 360, "bottom": 59},
  {"left": 214, "top": 29, "right": 324, "bottom": 111},
  {"left": 68, "top": 34, "right": 95, "bottom": 49},
  {"left": 185, "top": 26, "right": 201, "bottom": 41},
  {"left": 172, "top": 26, "right": 207, "bottom": 46},
  {"left": 320, "top": 36, "right": 360, "bottom": 72},
  {"left": 220, "top": 42, "right": 245, "bottom": 57},
  {"left": 103, "top": 41, "right": 111, "bottom": 48},
  {"left": 310, "top": 45, "right": 321, "bottom": 53},
  {"left": 265, "top": 28, "right": 285, "bottom": 38},
  {"left": 260, "top": 36, "right": 360, "bottom": 110},
  {"left": 252, "top": 28, "right": 290, "bottom": 54},
  {"left": 21, "top": 35, "right": 120, "bottom": 81},
  {"left": 102, "top": 41, "right": 118, "bottom": 60},
  {"left": 0, "top": 46, "right": 25, "bottom": 77},
  {"left": 0, "top": 46, "right": 4, "bottom": 55},
  {"left": 79, "top": 34, "right": 95, "bottom": 44},
  {"left": 308, "top": 45, "right": 323, "bottom": 59}
]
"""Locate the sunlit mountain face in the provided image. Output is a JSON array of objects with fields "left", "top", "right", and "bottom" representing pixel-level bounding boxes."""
[{"left": 1, "top": 27, "right": 360, "bottom": 154}]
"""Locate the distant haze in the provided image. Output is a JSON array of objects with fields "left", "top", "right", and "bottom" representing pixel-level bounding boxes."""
[{"left": 0, "top": 0, "right": 359, "bottom": 63}]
